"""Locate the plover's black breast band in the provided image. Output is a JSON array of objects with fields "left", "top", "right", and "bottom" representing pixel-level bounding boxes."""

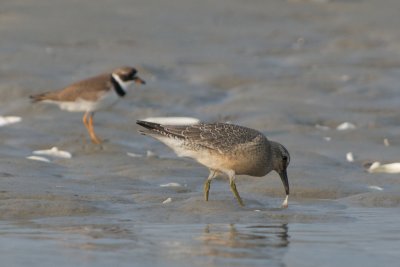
[{"left": 111, "top": 76, "right": 126, "bottom": 97}]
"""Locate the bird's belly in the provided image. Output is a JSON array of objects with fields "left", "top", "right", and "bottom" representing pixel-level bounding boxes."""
[
  {"left": 90, "top": 91, "right": 120, "bottom": 110},
  {"left": 234, "top": 162, "right": 268, "bottom": 176},
  {"left": 196, "top": 151, "right": 268, "bottom": 177},
  {"left": 57, "top": 91, "right": 119, "bottom": 112}
]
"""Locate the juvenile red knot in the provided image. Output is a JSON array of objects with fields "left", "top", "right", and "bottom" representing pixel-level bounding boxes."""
[{"left": 137, "top": 120, "right": 290, "bottom": 208}]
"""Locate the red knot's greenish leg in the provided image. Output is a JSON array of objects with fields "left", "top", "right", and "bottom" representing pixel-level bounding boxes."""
[
  {"left": 204, "top": 169, "right": 217, "bottom": 201},
  {"left": 228, "top": 171, "right": 244, "bottom": 207}
]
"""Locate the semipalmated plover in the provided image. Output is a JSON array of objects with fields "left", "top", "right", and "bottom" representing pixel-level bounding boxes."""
[
  {"left": 137, "top": 120, "right": 290, "bottom": 207},
  {"left": 31, "top": 66, "right": 145, "bottom": 144}
]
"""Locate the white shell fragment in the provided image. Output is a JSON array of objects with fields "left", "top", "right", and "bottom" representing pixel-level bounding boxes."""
[
  {"left": 368, "top": 185, "right": 384, "bottom": 191},
  {"left": 346, "top": 152, "right": 354, "bottom": 162},
  {"left": 162, "top": 197, "right": 172, "bottom": 204},
  {"left": 146, "top": 150, "right": 157, "bottom": 158},
  {"left": 142, "top": 117, "right": 200, "bottom": 125},
  {"left": 33, "top": 147, "right": 72, "bottom": 159},
  {"left": 281, "top": 195, "right": 289, "bottom": 208},
  {"left": 336, "top": 122, "right": 356, "bottom": 131},
  {"left": 160, "top": 183, "right": 182, "bottom": 187},
  {"left": 0, "top": 116, "right": 22, "bottom": 127},
  {"left": 383, "top": 138, "right": 390, "bottom": 147},
  {"left": 127, "top": 152, "right": 143, "bottom": 158},
  {"left": 368, "top": 162, "right": 400, "bottom": 174},
  {"left": 26, "top": 155, "right": 51, "bottom": 162}
]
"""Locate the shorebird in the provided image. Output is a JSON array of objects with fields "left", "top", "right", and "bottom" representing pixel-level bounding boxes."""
[
  {"left": 137, "top": 120, "right": 290, "bottom": 207},
  {"left": 30, "top": 66, "right": 145, "bottom": 144}
]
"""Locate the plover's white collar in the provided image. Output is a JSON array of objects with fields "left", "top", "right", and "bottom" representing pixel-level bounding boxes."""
[{"left": 112, "top": 73, "right": 134, "bottom": 93}]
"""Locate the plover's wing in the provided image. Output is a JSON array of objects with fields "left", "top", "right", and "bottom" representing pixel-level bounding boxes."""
[
  {"left": 55, "top": 73, "right": 112, "bottom": 101},
  {"left": 31, "top": 73, "right": 111, "bottom": 102}
]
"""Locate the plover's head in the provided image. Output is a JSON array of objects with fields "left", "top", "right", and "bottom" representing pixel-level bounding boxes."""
[
  {"left": 112, "top": 66, "right": 146, "bottom": 85},
  {"left": 270, "top": 141, "right": 290, "bottom": 196}
]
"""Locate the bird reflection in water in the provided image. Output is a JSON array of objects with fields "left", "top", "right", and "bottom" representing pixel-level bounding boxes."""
[{"left": 196, "top": 224, "right": 289, "bottom": 264}]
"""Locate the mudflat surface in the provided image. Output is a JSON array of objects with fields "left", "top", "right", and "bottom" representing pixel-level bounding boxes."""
[{"left": 1, "top": 0, "right": 400, "bottom": 266}]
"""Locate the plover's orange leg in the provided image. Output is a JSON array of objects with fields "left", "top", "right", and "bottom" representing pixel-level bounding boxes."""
[
  {"left": 82, "top": 112, "right": 89, "bottom": 129},
  {"left": 203, "top": 169, "right": 217, "bottom": 201},
  {"left": 87, "top": 112, "right": 102, "bottom": 144},
  {"left": 82, "top": 112, "right": 92, "bottom": 142},
  {"left": 228, "top": 171, "right": 244, "bottom": 207}
]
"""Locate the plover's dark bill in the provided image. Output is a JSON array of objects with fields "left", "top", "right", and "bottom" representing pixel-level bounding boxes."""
[
  {"left": 30, "top": 66, "right": 145, "bottom": 144},
  {"left": 137, "top": 120, "right": 290, "bottom": 207}
]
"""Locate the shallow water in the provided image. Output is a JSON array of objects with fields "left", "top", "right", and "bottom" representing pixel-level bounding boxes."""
[
  {"left": 1, "top": 207, "right": 398, "bottom": 267},
  {"left": 1, "top": 0, "right": 400, "bottom": 266}
]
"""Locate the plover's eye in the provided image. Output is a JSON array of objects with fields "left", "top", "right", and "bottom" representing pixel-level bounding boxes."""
[
  {"left": 129, "top": 71, "right": 137, "bottom": 78},
  {"left": 119, "top": 72, "right": 135, "bottom": 81}
]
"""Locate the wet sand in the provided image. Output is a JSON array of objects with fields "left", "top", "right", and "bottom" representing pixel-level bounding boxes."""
[{"left": 1, "top": 0, "right": 400, "bottom": 266}]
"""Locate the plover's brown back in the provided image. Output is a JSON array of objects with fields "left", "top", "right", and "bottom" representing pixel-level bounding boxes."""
[{"left": 137, "top": 120, "right": 290, "bottom": 207}]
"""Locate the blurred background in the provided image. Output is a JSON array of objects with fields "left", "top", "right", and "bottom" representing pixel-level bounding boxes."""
[{"left": 1, "top": 0, "right": 399, "bottom": 266}]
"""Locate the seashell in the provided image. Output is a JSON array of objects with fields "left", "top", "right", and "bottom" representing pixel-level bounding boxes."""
[{"left": 33, "top": 147, "right": 72, "bottom": 159}]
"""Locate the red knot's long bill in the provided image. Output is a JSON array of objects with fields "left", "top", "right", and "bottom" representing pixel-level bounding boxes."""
[
  {"left": 137, "top": 120, "right": 290, "bottom": 208},
  {"left": 30, "top": 66, "right": 145, "bottom": 144}
]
